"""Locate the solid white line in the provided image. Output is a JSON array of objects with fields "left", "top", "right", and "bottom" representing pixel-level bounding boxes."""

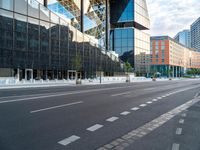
[
  {"left": 111, "top": 91, "right": 132, "bottom": 97},
  {"left": 58, "top": 135, "right": 80, "bottom": 146},
  {"left": 1, "top": 85, "right": 199, "bottom": 104},
  {"left": 120, "top": 111, "right": 131, "bottom": 115},
  {"left": 140, "top": 104, "right": 147, "bottom": 107},
  {"left": 179, "top": 119, "right": 184, "bottom": 124},
  {"left": 30, "top": 101, "right": 83, "bottom": 113},
  {"left": 172, "top": 143, "right": 179, "bottom": 150},
  {"left": 176, "top": 128, "right": 182, "bottom": 135},
  {"left": 0, "top": 85, "right": 137, "bottom": 104},
  {"left": 87, "top": 124, "right": 103, "bottom": 132},
  {"left": 106, "top": 117, "right": 119, "bottom": 122},
  {"left": 131, "top": 107, "right": 140, "bottom": 111},
  {"left": 147, "top": 101, "right": 152, "bottom": 104},
  {"left": 144, "top": 88, "right": 156, "bottom": 91}
]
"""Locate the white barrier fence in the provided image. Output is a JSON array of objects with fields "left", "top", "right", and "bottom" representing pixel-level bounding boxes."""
[{"left": 0, "top": 76, "right": 179, "bottom": 86}]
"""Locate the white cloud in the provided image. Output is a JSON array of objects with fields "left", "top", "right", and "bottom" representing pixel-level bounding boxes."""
[{"left": 146, "top": 0, "right": 200, "bottom": 37}]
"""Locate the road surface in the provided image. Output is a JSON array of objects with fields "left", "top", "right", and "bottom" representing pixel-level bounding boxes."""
[{"left": 0, "top": 79, "right": 200, "bottom": 150}]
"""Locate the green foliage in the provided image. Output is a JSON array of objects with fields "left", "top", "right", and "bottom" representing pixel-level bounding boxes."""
[
  {"left": 187, "top": 68, "right": 200, "bottom": 77},
  {"left": 73, "top": 52, "right": 82, "bottom": 72},
  {"left": 124, "top": 61, "right": 133, "bottom": 73}
]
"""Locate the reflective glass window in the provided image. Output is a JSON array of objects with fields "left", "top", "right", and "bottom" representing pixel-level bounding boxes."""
[
  {"left": 0, "top": 9, "right": 13, "bottom": 31},
  {"left": 115, "top": 30, "right": 121, "bottom": 39},
  {"left": 40, "top": 4, "right": 50, "bottom": 21},
  {"left": 14, "top": 0, "right": 27, "bottom": 15},
  {"left": 28, "top": 0, "right": 39, "bottom": 18},
  {"left": 28, "top": 17, "right": 39, "bottom": 51},
  {"left": 121, "top": 30, "right": 128, "bottom": 38},
  {"left": 0, "top": 0, "right": 13, "bottom": 10},
  {"left": 128, "top": 39, "right": 133, "bottom": 47},
  {"left": 122, "top": 39, "right": 128, "bottom": 47},
  {"left": 0, "top": 9, "right": 13, "bottom": 50},
  {"left": 14, "top": 14, "right": 27, "bottom": 51}
]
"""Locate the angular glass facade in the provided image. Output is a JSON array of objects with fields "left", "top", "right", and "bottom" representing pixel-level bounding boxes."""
[
  {"left": 48, "top": 0, "right": 107, "bottom": 48},
  {"left": 0, "top": 0, "right": 124, "bottom": 80},
  {"left": 110, "top": 0, "right": 150, "bottom": 76},
  {"left": 110, "top": 28, "right": 134, "bottom": 65}
]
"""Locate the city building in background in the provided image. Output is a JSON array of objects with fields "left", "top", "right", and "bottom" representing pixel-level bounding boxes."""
[
  {"left": 150, "top": 36, "right": 200, "bottom": 78},
  {"left": 0, "top": 0, "right": 124, "bottom": 80},
  {"left": 191, "top": 17, "right": 200, "bottom": 51},
  {"left": 174, "top": 29, "right": 191, "bottom": 48},
  {"left": 109, "top": 0, "right": 150, "bottom": 76}
]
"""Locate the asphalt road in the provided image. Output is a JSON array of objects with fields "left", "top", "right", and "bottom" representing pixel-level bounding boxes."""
[{"left": 0, "top": 79, "right": 200, "bottom": 150}]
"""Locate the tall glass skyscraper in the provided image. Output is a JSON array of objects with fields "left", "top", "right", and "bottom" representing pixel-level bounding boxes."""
[
  {"left": 174, "top": 30, "right": 191, "bottom": 48},
  {"left": 109, "top": 0, "right": 150, "bottom": 76},
  {"left": 191, "top": 17, "right": 200, "bottom": 51}
]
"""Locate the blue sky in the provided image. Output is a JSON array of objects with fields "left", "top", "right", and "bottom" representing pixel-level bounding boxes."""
[{"left": 146, "top": 0, "right": 200, "bottom": 37}]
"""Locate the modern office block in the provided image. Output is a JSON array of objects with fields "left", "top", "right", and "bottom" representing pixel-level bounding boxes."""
[
  {"left": 150, "top": 36, "right": 200, "bottom": 77},
  {"left": 191, "top": 17, "right": 200, "bottom": 51},
  {"left": 174, "top": 30, "right": 191, "bottom": 48}
]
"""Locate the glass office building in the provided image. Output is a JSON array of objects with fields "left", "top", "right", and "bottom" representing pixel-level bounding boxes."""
[
  {"left": 110, "top": 0, "right": 150, "bottom": 76},
  {"left": 174, "top": 30, "right": 191, "bottom": 48},
  {"left": 0, "top": 0, "right": 124, "bottom": 80},
  {"left": 191, "top": 17, "right": 200, "bottom": 51}
]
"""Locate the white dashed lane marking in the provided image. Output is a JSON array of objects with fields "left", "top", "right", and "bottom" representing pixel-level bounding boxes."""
[
  {"left": 152, "top": 99, "right": 158, "bottom": 102},
  {"left": 176, "top": 128, "right": 182, "bottom": 135},
  {"left": 140, "top": 104, "right": 147, "bottom": 107},
  {"left": 120, "top": 111, "right": 131, "bottom": 115},
  {"left": 98, "top": 97, "right": 200, "bottom": 150},
  {"left": 147, "top": 101, "right": 152, "bottom": 104},
  {"left": 157, "top": 97, "right": 162, "bottom": 99},
  {"left": 131, "top": 107, "right": 140, "bottom": 111},
  {"left": 179, "top": 119, "right": 184, "bottom": 124},
  {"left": 58, "top": 135, "right": 80, "bottom": 146},
  {"left": 87, "top": 124, "right": 103, "bottom": 132},
  {"left": 106, "top": 117, "right": 119, "bottom": 122},
  {"left": 172, "top": 143, "right": 180, "bottom": 150}
]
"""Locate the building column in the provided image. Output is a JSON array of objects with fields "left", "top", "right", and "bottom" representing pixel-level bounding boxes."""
[
  {"left": 173, "top": 66, "right": 175, "bottom": 78},
  {"left": 25, "top": 70, "right": 27, "bottom": 80},
  {"left": 17, "top": 68, "right": 20, "bottom": 81},
  {"left": 31, "top": 70, "right": 33, "bottom": 80},
  {"left": 44, "top": 0, "right": 47, "bottom": 7},
  {"left": 105, "top": 0, "right": 109, "bottom": 50},
  {"left": 80, "top": 0, "right": 84, "bottom": 32},
  {"left": 176, "top": 66, "right": 178, "bottom": 78}
]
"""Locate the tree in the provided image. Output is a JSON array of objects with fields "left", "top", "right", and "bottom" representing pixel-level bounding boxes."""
[
  {"left": 187, "top": 68, "right": 200, "bottom": 77},
  {"left": 124, "top": 61, "right": 133, "bottom": 73},
  {"left": 73, "top": 52, "right": 82, "bottom": 80}
]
